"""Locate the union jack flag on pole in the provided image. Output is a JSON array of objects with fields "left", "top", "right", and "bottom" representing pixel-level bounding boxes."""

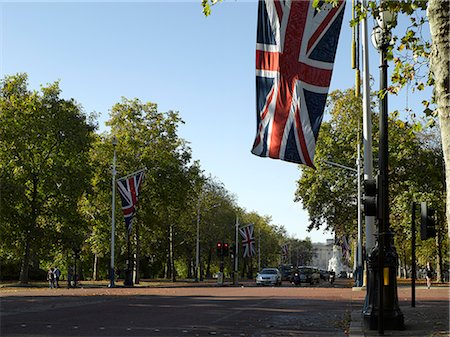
[
  {"left": 281, "top": 243, "right": 289, "bottom": 259},
  {"left": 117, "top": 169, "right": 145, "bottom": 234},
  {"left": 252, "top": 0, "right": 345, "bottom": 167},
  {"left": 239, "top": 224, "right": 256, "bottom": 258}
]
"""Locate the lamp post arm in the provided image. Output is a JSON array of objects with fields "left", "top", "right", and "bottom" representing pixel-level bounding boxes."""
[{"left": 323, "top": 160, "right": 358, "bottom": 173}]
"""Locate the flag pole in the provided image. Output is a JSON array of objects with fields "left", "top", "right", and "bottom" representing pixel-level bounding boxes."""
[
  {"left": 258, "top": 227, "right": 261, "bottom": 272},
  {"left": 118, "top": 167, "right": 147, "bottom": 181},
  {"left": 234, "top": 216, "right": 239, "bottom": 286},
  {"left": 109, "top": 136, "right": 117, "bottom": 288},
  {"left": 361, "top": 0, "right": 375, "bottom": 272}
]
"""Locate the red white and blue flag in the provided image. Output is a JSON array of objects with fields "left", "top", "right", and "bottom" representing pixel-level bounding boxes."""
[
  {"left": 117, "top": 169, "right": 145, "bottom": 234},
  {"left": 252, "top": 0, "right": 345, "bottom": 167},
  {"left": 281, "top": 243, "right": 289, "bottom": 259},
  {"left": 239, "top": 224, "right": 256, "bottom": 258}
]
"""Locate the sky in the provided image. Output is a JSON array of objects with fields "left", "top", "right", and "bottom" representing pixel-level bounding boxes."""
[{"left": 1, "top": 0, "right": 431, "bottom": 243}]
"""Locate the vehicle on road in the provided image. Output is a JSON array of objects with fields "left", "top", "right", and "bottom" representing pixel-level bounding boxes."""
[
  {"left": 279, "top": 264, "right": 294, "bottom": 281},
  {"left": 319, "top": 269, "right": 330, "bottom": 281},
  {"left": 256, "top": 268, "right": 282, "bottom": 286},
  {"left": 295, "top": 266, "right": 320, "bottom": 285}
]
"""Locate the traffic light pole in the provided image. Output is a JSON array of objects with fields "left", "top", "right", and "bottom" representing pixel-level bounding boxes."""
[{"left": 411, "top": 202, "right": 416, "bottom": 307}]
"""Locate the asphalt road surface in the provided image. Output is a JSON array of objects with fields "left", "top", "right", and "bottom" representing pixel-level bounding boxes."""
[{"left": 1, "top": 281, "right": 362, "bottom": 337}]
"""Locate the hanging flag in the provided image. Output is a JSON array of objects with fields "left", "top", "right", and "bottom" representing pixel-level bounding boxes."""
[
  {"left": 239, "top": 224, "right": 256, "bottom": 258},
  {"left": 117, "top": 169, "right": 145, "bottom": 233},
  {"left": 281, "top": 243, "right": 289, "bottom": 259},
  {"left": 252, "top": 0, "right": 346, "bottom": 167},
  {"left": 340, "top": 236, "right": 351, "bottom": 263}
]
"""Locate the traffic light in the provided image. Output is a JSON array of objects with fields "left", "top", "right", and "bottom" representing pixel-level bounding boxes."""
[
  {"left": 363, "top": 178, "right": 378, "bottom": 217},
  {"left": 223, "top": 243, "right": 229, "bottom": 257},
  {"left": 420, "top": 202, "right": 436, "bottom": 240},
  {"left": 216, "top": 242, "right": 222, "bottom": 257}
]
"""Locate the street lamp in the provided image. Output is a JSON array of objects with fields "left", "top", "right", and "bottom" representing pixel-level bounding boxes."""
[
  {"left": 109, "top": 136, "right": 118, "bottom": 288},
  {"left": 363, "top": 5, "right": 404, "bottom": 332}
]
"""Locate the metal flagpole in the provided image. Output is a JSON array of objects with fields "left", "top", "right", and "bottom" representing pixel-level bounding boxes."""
[
  {"left": 258, "top": 228, "right": 261, "bottom": 272},
  {"left": 361, "top": 0, "right": 375, "bottom": 254},
  {"left": 234, "top": 216, "right": 239, "bottom": 286},
  {"left": 357, "top": 142, "right": 363, "bottom": 286},
  {"left": 109, "top": 136, "right": 117, "bottom": 288}
]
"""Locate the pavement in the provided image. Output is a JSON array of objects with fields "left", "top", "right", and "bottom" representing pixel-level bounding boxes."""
[{"left": 348, "top": 285, "right": 450, "bottom": 337}]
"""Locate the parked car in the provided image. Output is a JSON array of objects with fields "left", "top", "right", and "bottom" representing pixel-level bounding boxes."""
[
  {"left": 256, "top": 268, "right": 282, "bottom": 286},
  {"left": 295, "top": 266, "right": 320, "bottom": 285}
]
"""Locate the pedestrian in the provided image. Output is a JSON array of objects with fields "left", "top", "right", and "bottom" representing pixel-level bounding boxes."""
[
  {"left": 47, "top": 267, "right": 55, "bottom": 288},
  {"left": 53, "top": 266, "right": 61, "bottom": 288},
  {"left": 426, "top": 262, "right": 433, "bottom": 289}
]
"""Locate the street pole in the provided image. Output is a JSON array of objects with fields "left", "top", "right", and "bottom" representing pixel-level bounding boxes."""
[
  {"left": 363, "top": 7, "right": 403, "bottom": 331},
  {"left": 109, "top": 136, "right": 117, "bottom": 288},
  {"left": 234, "top": 216, "right": 239, "bottom": 286},
  {"left": 258, "top": 227, "right": 261, "bottom": 272},
  {"left": 195, "top": 190, "right": 203, "bottom": 282},
  {"left": 323, "top": 158, "right": 362, "bottom": 286},
  {"left": 356, "top": 143, "right": 363, "bottom": 287}
]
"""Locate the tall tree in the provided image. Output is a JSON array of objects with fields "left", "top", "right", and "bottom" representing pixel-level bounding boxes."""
[{"left": 0, "top": 74, "right": 95, "bottom": 283}]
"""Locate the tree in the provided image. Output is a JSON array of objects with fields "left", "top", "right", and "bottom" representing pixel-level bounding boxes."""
[
  {"left": 295, "top": 88, "right": 446, "bottom": 269},
  {"left": 0, "top": 74, "right": 95, "bottom": 283},
  {"left": 105, "top": 97, "right": 201, "bottom": 281}
]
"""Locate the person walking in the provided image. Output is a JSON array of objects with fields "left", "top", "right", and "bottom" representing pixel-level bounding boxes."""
[
  {"left": 53, "top": 266, "right": 61, "bottom": 288},
  {"left": 426, "top": 262, "right": 433, "bottom": 289},
  {"left": 47, "top": 267, "right": 55, "bottom": 288}
]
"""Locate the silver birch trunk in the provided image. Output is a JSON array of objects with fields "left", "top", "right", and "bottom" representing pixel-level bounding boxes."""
[{"left": 427, "top": 0, "right": 450, "bottom": 233}]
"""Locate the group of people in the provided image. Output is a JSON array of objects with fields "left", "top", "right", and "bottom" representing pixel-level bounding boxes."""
[{"left": 46, "top": 267, "right": 61, "bottom": 288}]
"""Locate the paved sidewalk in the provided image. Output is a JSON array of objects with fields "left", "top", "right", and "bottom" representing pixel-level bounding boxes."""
[{"left": 349, "top": 286, "right": 450, "bottom": 337}]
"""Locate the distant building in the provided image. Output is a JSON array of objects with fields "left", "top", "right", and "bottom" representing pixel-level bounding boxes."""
[{"left": 311, "top": 239, "right": 334, "bottom": 270}]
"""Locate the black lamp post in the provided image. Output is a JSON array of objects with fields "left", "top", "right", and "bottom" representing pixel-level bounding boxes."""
[{"left": 362, "top": 6, "right": 404, "bottom": 333}]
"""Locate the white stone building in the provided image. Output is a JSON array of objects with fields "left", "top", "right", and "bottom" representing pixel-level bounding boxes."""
[{"left": 311, "top": 239, "right": 334, "bottom": 270}]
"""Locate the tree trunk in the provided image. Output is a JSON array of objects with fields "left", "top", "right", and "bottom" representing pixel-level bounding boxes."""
[
  {"left": 170, "top": 224, "right": 176, "bottom": 282},
  {"left": 428, "top": 0, "right": 450, "bottom": 231},
  {"left": 92, "top": 253, "right": 99, "bottom": 281},
  {"left": 436, "top": 230, "right": 443, "bottom": 282},
  {"left": 206, "top": 243, "right": 212, "bottom": 278},
  {"left": 19, "top": 238, "right": 30, "bottom": 284}
]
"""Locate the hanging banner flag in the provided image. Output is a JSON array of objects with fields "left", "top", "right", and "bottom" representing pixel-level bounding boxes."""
[
  {"left": 252, "top": 0, "right": 345, "bottom": 167},
  {"left": 117, "top": 169, "right": 145, "bottom": 234},
  {"left": 281, "top": 243, "right": 289, "bottom": 260},
  {"left": 338, "top": 235, "right": 351, "bottom": 264},
  {"left": 239, "top": 224, "right": 256, "bottom": 258}
]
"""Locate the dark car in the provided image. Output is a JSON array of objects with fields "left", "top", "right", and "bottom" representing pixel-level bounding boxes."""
[
  {"left": 294, "top": 266, "right": 320, "bottom": 285},
  {"left": 319, "top": 269, "right": 330, "bottom": 281},
  {"left": 279, "top": 264, "right": 294, "bottom": 281}
]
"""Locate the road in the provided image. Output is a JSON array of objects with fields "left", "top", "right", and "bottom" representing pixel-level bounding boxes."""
[
  {"left": 2, "top": 280, "right": 448, "bottom": 337},
  {"left": 1, "top": 280, "right": 362, "bottom": 337}
]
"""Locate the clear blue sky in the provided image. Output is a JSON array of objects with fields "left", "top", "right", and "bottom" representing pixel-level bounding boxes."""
[{"left": 1, "top": 1, "right": 430, "bottom": 243}]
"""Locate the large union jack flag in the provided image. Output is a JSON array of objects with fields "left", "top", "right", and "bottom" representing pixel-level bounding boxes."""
[
  {"left": 251, "top": 0, "right": 345, "bottom": 167},
  {"left": 117, "top": 169, "right": 145, "bottom": 234},
  {"left": 239, "top": 224, "right": 256, "bottom": 258}
]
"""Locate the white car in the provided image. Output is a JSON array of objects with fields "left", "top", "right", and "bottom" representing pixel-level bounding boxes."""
[{"left": 256, "top": 268, "right": 282, "bottom": 286}]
